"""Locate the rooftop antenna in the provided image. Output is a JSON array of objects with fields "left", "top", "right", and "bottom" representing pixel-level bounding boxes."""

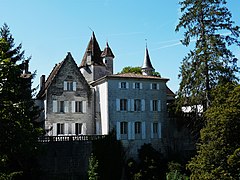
[{"left": 145, "top": 38, "right": 148, "bottom": 48}]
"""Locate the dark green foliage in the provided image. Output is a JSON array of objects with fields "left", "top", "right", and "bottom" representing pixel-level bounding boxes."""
[
  {"left": 126, "top": 143, "right": 167, "bottom": 180},
  {"left": 0, "top": 23, "right": 43, "bottom": 179},
  {"left": 187, "top": 83, "right": 240, "bottom": 179},
  {"left": 176, "top": 0, "right": 240, "bottom": 111},
  {"left": 119, "top": 66, "right": 142, "bottom": 74},
  {"left": 88, "top": 153, "right": 99, "bottom": 180},
  {"left": 166, "top": 162, "right": 189, "bottom": 180},
  {"left": 91, "top": 131, "right": 124, "bottom": 180},
  {"left": 118, "top": 66, "right": 161, "bottom": 77}
]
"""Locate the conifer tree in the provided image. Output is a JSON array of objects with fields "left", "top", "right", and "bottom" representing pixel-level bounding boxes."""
[
  {"left": 176, "top": 0, "right": 240, "bottom": 111},
  {"left": 187, "top": 83, "right": 240, "bottom": 179},
  {"left": 0, "top": 24, "right": 43, "bottom": 179}
]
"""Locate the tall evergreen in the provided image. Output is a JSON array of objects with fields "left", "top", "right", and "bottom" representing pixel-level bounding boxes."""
[
  {"left": 0, "top": 24, "right": 42, "bottom": 179},
  {"left": 176, "top": 0, "right": 240, "bottom": 111},
  {"left": 187, "top": 83, "right": 240, "bottom": 179}
]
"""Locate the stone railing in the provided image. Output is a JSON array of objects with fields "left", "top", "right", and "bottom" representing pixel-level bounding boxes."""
[{"left": 38, "top": 135, "right": 107, "bottom": 143}]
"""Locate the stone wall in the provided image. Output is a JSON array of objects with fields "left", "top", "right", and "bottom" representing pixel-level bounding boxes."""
[{"left": 38, "top": 141, "right": 93, "bottom": 180}]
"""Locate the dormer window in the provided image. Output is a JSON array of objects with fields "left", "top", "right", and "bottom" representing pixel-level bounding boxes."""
[{"left": 64, "top": 81, "right": 76, "bottom": 91}]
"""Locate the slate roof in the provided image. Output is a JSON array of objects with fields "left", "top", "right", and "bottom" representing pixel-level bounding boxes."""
[
  {"left": 142, "top": 47, "right": 154, "bottom": 70},
  {"left": 36, "top": 53, "right": 70, "bottom": 98},
  {"left": 80, "top": 32, "right": 104, "bottom": 67},
  {"left": 90, "top": 73, "right": 175, "bottom": 97},
  {"left": 101, "top": 42, "right": 115, "bottom": 58}
]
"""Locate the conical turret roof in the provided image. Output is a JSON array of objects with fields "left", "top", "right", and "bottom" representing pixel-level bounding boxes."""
[
  {"left": 101, "top": 42, "right": 115, "bottom": 58},
  {"left": 80, "top": 32, "right": 104, "bottom": 67},
  {"left": 142, "top": 47, "right": 154, "bottom": 69}
]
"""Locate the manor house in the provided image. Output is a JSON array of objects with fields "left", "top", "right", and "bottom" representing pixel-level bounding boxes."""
[{"left": 36, "top": 32, "right": 175, "bottom": 157}]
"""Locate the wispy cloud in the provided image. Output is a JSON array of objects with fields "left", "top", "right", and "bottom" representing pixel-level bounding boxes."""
[
  {"left": 152, "top": 42, "right": 182, "bottom": 51},
  {"left": 152, "top": 38, "right": 196, "bottom": 51},
  {"left": 108, "top": 32, "right": 144, "bottom": 37}
]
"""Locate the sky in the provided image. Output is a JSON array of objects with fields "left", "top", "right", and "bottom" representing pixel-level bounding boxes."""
[{"left": 1, "top": 0, "right": 240, "bottom": 93}]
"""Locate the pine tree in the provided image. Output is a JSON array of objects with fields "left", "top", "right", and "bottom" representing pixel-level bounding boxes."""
[
  {"left": 187, "top": 83, "right": 240, "bottom": 179},
  {"left": 0, "top": 24, "right": 43, "bottom": 179},
  {"left": 176, "top": 0, "right": 240, "bottom": 111}
]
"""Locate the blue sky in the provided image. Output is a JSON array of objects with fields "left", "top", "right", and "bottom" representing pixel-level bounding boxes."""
[{"left": 1, "top": 0, "right": 240, "bottom": 92}]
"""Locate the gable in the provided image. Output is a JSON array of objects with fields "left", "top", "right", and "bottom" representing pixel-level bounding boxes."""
[{"left": 37, "top": 52, "right": 91, "bottom": 98}]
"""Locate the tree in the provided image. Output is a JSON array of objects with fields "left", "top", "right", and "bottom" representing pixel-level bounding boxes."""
[
  {"left": 118, "top": 66, "right": 161, "bottom": 77},
  {"left": 187, "top": 83, "right": 240, "bottom": 179},
  {"left": 88, "top": 153, "right": 100, "bottom": 180},
  {"left": 119, "top": 66, "right": 142, "bottom": 74},
  {"left": 176, "top": 0, "right": 240, "bottom": 111},
  {"left": 0, "top": 24, "right": 43, "bottom": 179}
]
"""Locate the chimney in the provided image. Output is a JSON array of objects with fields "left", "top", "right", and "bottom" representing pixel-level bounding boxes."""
[
  {"left": 40, "top": 75, "right": 45, "bottom": 90},
  {"left": 24, "top": 60, "right": 29, "bottom": 74}
]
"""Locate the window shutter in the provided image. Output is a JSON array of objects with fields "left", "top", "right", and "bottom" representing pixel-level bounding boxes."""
[
  {"left": 150, "top": 83, "right": 152, "bottom": 89},
  {"left": 128, "top": 122, "right": 132, "bottom": 140},
  {"left": 82, "top": 101, "right": 87, "bottom": 113},
  {"left": 158, "top": 100, "right": 161, "bottom": 111},
  {"left": 44, "top": 100, "right": 47, "bottom": 118},
  {"left": 53, "top": 123, "right": 57, "bottom": 136},
  {"left": 157, "top": 84, "right": 160, "bottom": 90},
  {"left": 158, "top": 123, "right": 161, "bottom": 138},
  {"left": 126, "top": 82, "right": 129, "bottom": 89},
  {"left": 118, "top": 82, "right": 121, "bottom": 88},
  {"left": 116, "top": 99, "right": 120, "bottom": 111},
  {"left": 133, "top": 83, "right": 135, "bottom": 89},
  {"left": 73, "top": 82, "right": 77, "bottom": 91},
  {"left": 64, "top": 123, "right": 68, "bottom": 135},
  {"left": 72, "top": 123, "right": 75, "bottom": 135},
  {"left": 116, "top": 122, "right": 120, "bottom": 140},
  {"left": 150, "top": 100, "right": 153, "bottom": 111},
  {"left": 140, "top": 83, "right": 143, "bottom": 89},
  {"left": 53, "top": 100, "right": 57, "bottom": 112},
  {"left": 150, "top": 123, "right": 154, "bottom": 138},
  {"left": 142, "top": 122, "right": 146, "bottom": 139},
  {"left": 127, "top": 99, "right": 131, "bottom": 111},
  {"left": 82, "top": 123, "right": 87, "bottom": 135},
  {"left": 131, "top": 99, "right": 134, "bottom": 111},
  {"left": 64, "top": 81, "right": 67, "bottom": 90},
  {"left": 131, "top": 122, "right": 135, "bottom": 140},
  {"left": 72, "top": 101, "right": 75, "bottom": 113},
  {"left": 141, "top": 99, "right": 145, "bottom": 111},
  {"left": 64, "top": 101, "right": 69, "bottom": 113}
]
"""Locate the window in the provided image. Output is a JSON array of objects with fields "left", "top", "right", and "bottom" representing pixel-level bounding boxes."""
[
  {"left": 150, "top": 100, "right": 161, "bottom": 111},
  {"left": 75, "top": 101, "right": 83, "bottom": 112},
  {"left": 72, "top": 101, "right": 86, "bottom": 113},
  {"left": 134, "top": 99, "right": 141, "bottom": 111},
  {"left": 57, "top": 123, "right": 64, "bottom": 135},
  {"left": 153, "top": 122, "right": 158, "bottom": 134},
  {"left": 120, "top": 99, "right": 128, "bottom": 111},
  {"left": 59, "top": 101, "right": 64, "bottom": 112},
  {"left": 120, "top": 122, "right": 128, "bottom": 134},
  {"left": 152, "top": 100, "right": 158, "bottom": 111},
  {"left": 135, "top": 82, "right": 140, "bottom": 89},
  {"left": 121, "top": 82, "right": 126, "bottom": 88},
  {"left": 64, "top": 81, "right": 76, "bottom": 91},
  {"left": 135, "top": 122, "right": 141, "bottom": 134},
  {"left": 151, "top": 122, "right": 161, "bottom": 139},
  {"left": 75, "top": 123, "right": 82, "bottom": 135},
  {"left": 119, "top": 82, "right": 129, "bottom": 89},
  {"left": 152, "top": 83, "right": 157, "bottom": 89}
]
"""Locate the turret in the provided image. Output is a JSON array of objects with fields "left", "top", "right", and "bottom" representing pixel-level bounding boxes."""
[
  {"left": 101, "top": 42, "right": 115, "bottom": 74},
  {"left": 141, "top": 46, "right": 155, "bottom": 76}
]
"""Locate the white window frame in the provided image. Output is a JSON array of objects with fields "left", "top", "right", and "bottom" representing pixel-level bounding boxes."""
[
  {"left": 64, "top": 81, "right": 76, "bottom": 91},
  {"left": 119, "top": 82, "right": 129, "bottom": 89}
]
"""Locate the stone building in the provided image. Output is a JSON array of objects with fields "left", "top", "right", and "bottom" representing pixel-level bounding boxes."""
[{"left": 36, "top": 32, "right": 175, "bottom": 157}]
